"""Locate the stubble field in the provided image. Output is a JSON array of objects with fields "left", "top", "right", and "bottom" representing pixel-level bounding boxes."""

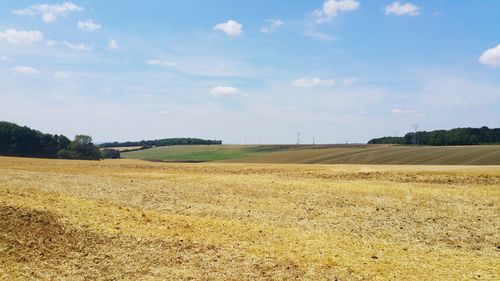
[
  {"left": 0, "top": 156, "right": 499, "bottom": 280},
  {"left": 121, "top": 144, "right": 500, "bottom": 165}
]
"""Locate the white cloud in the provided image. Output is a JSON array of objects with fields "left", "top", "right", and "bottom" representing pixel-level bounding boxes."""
[
  {"left": 385, "top": 2, "right": 420, "bottom": 16},
  {"left": 261, "top": 19, "right": 283, "bottom": 33},
  {"left": 213, "top": 20, "right": 242, "bottom": 37},
  {"left": 62, "top": 41, "right": 93, "bottom": 51},
  {"left": 479, "top": 44, "right": 500, "bottom": 67},
  {"left": 13, "top": 2, "right": 83, "bottom": 23},
  {"left": 12, "top": 66, "right": 39, "bottom": 75},
  {"left": 314, "top": 0, "right": 360, "bottom": 23},
  {"left": 0, "top": 55, "right": 10, "bottom": 61},
  {"left": 0, "top": 29, "right": 43, "bottom": 45},
  {"left": 108, "top": 39, "right": 118, "bottom": 49},
  {"left": 78, "top": 19, "right": 101, "bottom": 32},
  {"left": 146, "top": 59, "right": 176, "bottom": 67},
  {"left": 210, "top": 86, "right": 245, "bottom": 97},
  {"left": 53, "top": 71, "right": 69, "bottom": 79},
  {"left": 292, "top": 77, "right": 336, "bottom": 88}
]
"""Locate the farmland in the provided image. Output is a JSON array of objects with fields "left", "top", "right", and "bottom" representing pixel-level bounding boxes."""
[
  {"left": 0, "top": 156, "right": 498, "bottom": 280},
  {"left": 122, "top": 144, "right": 500, "bottom": 165},
  {"left": 121, "top": 144, "right": 289, "bottom": 162},
  {"left": 102, "top": 146, "right": 144, "bottom": 152}
]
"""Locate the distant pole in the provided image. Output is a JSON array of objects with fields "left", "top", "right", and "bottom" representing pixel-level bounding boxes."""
[
  {"left": 412, "top": 124, "right": 419, "bottom": 145},
  {"left": 296, "top": 132, "right": 301, "bottom": 145},
  {"left": 313, "top": 136, "right": 316, "bottom": 145},
  {"left": 244, "top": 136, "right": 247, "bottom": 145}
]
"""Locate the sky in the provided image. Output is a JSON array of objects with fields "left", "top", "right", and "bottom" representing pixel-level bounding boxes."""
[{"left": 0, "top": 0, "right": 499, "bottom": 144}]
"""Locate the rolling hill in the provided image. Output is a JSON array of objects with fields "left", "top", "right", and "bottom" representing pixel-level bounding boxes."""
[
  {"left": 121, "top": 144, "right": 289, "bottom": 162},
  {"left": 121, "top": 144, "right": 500, "bottom": 165}
]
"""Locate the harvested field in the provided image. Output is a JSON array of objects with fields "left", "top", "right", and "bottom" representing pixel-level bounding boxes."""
[
  {"left": 0, "top": 156, "right": 499, "bottom": 280},
  {"left": 122, "top": 144, "right": 500, "bottom": 165}
]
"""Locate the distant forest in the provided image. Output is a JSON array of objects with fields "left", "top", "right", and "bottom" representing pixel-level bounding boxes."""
[
  {"left": 99, "top": 138, "right": 222, "bottom": 148},
  {"left": 0, "top": 121, "right": 101, "bottom": 160},
  {"left": 368, "top": 127, "right": 500, "bottom": 146}
]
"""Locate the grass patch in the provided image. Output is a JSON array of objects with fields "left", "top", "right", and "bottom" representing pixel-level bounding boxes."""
[{"left": 121, "top": 145, "right": 289, "bottom": 162}]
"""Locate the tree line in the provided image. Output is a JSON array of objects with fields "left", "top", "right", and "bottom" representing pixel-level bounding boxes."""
[
  {"left": 368, "top": 127, "right": 500, "bottom": 146},
  {"left": 0, "top": 121, "right": 102, "bottom": 160},
  {"left": 99, "top": 138, "right": 222, "bottom": 148}
]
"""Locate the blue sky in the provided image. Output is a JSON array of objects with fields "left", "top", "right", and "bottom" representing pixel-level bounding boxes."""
[{"left": 0, "top": 0, "right": 499, "bottom": 144}]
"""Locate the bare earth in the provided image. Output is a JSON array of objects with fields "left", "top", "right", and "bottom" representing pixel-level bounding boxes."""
[{"left": 0, "top": 156, "right": 499, "bottom": 280}]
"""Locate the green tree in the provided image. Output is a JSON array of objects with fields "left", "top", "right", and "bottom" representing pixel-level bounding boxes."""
[
  {"left": 67, "top": 135, "right": 101, "bottom": 160},
  {"left": 101, "top": 149, "right": 121, "bottom": 159}
]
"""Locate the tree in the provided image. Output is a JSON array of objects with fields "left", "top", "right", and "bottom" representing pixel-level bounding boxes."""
[
  {"left": 67, "top": 135, "right": 101, "bottom": 160},
  {"left": 0, "top": 121, "right": 102, "bottom": 160},
  {"left": 74, "top": 135, "right": 93, "bottom": 145},
  {"left": 99, "top": 137, "right": 222, "bottom": 148},
  {"left": 368, "top": 127, "right": 500, "bottom": 146},
  {"left": 101, "top": 149, "right": 121, "bottom": 159}
]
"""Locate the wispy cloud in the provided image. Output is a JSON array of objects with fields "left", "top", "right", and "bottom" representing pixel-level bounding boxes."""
[
  {"left": 12, "top": 66, "right": 39, "bottom": 75},
  {"left": 214, "top": 20, "right": 243, "bottom": 37},
  {"left": 390, "top": 108, "right": 425, "bottom": 117},
  {"left": 341, "top": 78, "right": 356, "bottom": 85},
  {"left": 45, "top": 39, "right": 57, "bottom": 46},
  {"left": 78, "top": 19, "right": 101, "bottom": 32},
  {"left": 53, "top": 71, "right": 69, "bottom": 79},
  {"left": 13, "top": 1, "right": 83, "bottom": 23},
  {"left": 62, "top": 41, "right": 93, "bottom": 51},
  {"left": 0, "top": 55, "right": 10, "bottom": 61},
  {"left": 210, "top": 86, "right": 245, "bottom": 97},
  {"left": 292, "top": 77, "right": 336, "bottom": 88},
  {"left": 146, "top": 59, "right": 176, "bottom": 67},
  {"left": 385, "top": 2, "right": 420, "bottom": 16},
  {"left": 0, "top": 29, "right": 43, "bottom": 45},
  {"left": 261, "top": 19, "right": 283, "bottom": 33},
  {"left": 303, "top": 31, "right": 334, "bottom": 41}
]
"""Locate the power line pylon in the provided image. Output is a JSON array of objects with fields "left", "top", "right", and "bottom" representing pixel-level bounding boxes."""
[{"left": 411, "top": 124, "right": 419, "bottom": 145}]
